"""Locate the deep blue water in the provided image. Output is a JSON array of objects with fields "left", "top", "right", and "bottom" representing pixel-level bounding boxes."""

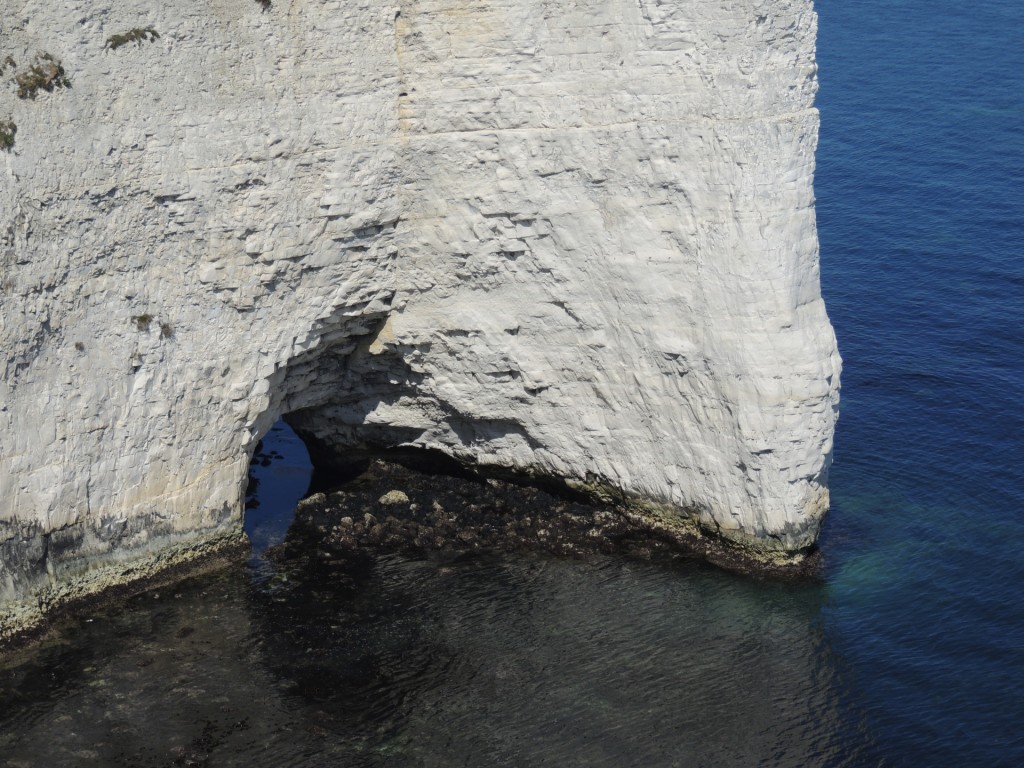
[
  {"left": 1, "top": 2, "right": 1022, "bottom": 766},
  {"left": 815, "top": 0, "right": 1024, "bottom": 763}
]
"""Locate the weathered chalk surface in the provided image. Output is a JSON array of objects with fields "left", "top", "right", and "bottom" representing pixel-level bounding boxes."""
[{"left": 0, "top": 0, "right": 839, "bottom": 641}]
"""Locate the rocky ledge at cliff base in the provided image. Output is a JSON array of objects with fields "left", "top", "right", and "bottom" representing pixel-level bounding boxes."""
[{"left": 273, "top": 459, "right": 822, "bottom": 580}]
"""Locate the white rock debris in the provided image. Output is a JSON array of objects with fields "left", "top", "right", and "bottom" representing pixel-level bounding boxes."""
[{"left": 0, "top": 0, "right": 839, "bottom": 633}]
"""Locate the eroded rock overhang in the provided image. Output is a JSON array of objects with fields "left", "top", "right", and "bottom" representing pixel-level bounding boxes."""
[{"left": 0, "top": 0, "right": 840, "bottom": 640}]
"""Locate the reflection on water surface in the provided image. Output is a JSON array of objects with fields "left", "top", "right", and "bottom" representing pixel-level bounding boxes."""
[{"left": 0, "top": 547, "right": 874, "bottom": 768}]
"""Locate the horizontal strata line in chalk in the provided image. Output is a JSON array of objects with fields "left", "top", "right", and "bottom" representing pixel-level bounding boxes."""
[{"left": 16, "top": 110, "right": 817, "bottom": 202}]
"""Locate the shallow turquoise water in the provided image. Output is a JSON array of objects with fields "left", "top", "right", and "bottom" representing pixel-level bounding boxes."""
[{"left": 3, "top": 1, "right": 1023, "bottom": 765}]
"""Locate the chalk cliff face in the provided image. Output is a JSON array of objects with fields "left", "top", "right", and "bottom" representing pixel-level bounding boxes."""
[{"left": 0, "top": 0, "right": 839, "bottom": 635}]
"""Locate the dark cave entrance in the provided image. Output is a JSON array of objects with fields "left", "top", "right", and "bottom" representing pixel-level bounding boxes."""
[
  {"left": 240, "top": 400, "right": 489, "bottom": 568},
  {"left": 243, "top": 418, "right": 313, "bottom": 559}
]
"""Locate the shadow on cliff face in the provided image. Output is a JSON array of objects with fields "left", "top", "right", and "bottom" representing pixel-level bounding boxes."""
[{"left": 243, "top": 310, "right": 824, "bottom": 584}]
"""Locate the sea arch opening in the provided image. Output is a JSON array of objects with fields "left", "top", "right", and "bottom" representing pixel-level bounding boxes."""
[{"left": 243, "top": 418, "right": 313, "bottom": 559}]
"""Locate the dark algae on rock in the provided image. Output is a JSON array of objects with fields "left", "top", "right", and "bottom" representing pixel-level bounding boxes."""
[
  {"left": 13, "top": 53, "right": 70, "bottom": 99},
  {"left": 104, "top": 28, "right": 160, "bottom": 51}
]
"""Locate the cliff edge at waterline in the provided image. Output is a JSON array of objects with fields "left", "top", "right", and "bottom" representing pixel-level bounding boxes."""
[{"left": 0, "top": 0, "right": 840, "bottom": 643}]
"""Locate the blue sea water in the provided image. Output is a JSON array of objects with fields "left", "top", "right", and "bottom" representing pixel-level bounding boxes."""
[
  {"left": 1, "top": 2, "right": 1022, "bottom": 766},
  {"left": 815, "top": 0, "right": 1024, "bottom": 763}
]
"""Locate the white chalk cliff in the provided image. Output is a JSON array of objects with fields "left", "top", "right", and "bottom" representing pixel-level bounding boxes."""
[{"left": 1, "top": 0, "right": 840, "bottom": 637}]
